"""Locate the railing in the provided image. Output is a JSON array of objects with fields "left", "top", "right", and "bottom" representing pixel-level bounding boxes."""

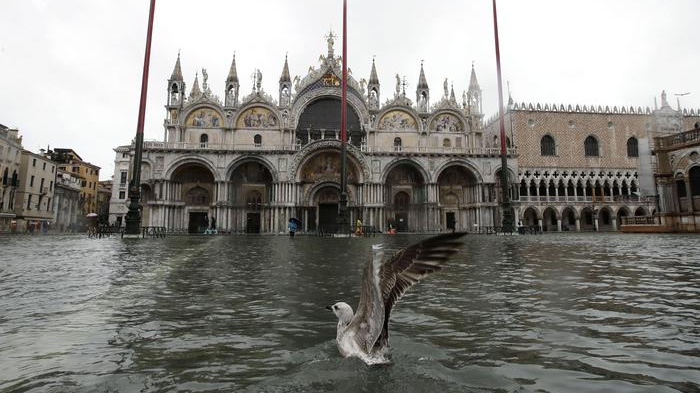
[
  {"left": 141, "top": 226, "right": 167, "bottom": 238},
  {"left": 88, "top": 225, "right": 124, "bottom": 238},
  {"left": 316, "top": 224, "right": 379, "bottom": 237},
  {"left": 140, "top": 141, "right": 518, "bottom": 156},
  {"left": 360, "top": 145, "right": 518, "bottom": 155},
  {"left": 142, "top": 141, "right": 302, "bottom": 151},
  {"left": 472, "top": 226, "right": 518, "bottom": 235},
  {"left": 518, "top": 195, "right": 649, "bottom": 203},
  {"left": 654, "top": 127, "right": 700, "bottom": 150},
  {"left": 621, "top": 216, "right": 658, "bottom": 225}
]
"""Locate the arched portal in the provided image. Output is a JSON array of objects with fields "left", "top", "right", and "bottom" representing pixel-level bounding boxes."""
[
  {"left": 617, "top": 207, "right": 630, "bottom": 227},
  {"left": 385, "top": 163, "right": 426, "bottom": 232},
  {"left": 522, "top": 207, "right": 539, "bottom": 227},
  {"left": 140, "top": 183, "right": 153, "bottom": 227},
  {"left": 313, "top": 184, "right": 341, "bottom": 230},
  {"left": 690, "top": 166, "right": 700, "bottom": 211},
  {"left": 437, "top": 165, "right": 479, "bottom": 231},
  {"left": 230, "top": 161, "right": 274, "bottom": 233},
  {"left": 542, "top": 207, "right": 558, "bottom": 231},
  {"left": 297, "top": 149, "right": 361, "bottom": 231},
  {"left": 598, "top": 207, "right": 613, "bottom": 231},
  {"left": 580, "top": 207, "right": 595, "bottom": 231},
  {"left": 562, "top": 206, "right": 576, "bottom": 231},
  {"left": 296, "top": 97, "right": 363, "bottom": 147},
  {"left": 171, "top": 163, "right": 215, "bottom": 233}
]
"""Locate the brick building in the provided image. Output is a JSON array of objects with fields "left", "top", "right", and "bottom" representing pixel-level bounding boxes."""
[{"left": 485, "top": 92, "right": 700, "bottom": 231}]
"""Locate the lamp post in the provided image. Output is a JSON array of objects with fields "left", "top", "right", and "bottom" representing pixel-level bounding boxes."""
[
  {"left": 336, "top": 0, "right": 350, "bottom": 234},
  {"left": 125, "top": 0, "right": 156, "bottom": 236},
  {"left": 492, "top": 0, "right": 514, "bottom": 233}
]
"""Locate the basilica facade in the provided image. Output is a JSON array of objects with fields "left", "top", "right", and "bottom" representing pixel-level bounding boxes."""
[{"left": 109, "top": 35, "right": 516, "bottom": 233}]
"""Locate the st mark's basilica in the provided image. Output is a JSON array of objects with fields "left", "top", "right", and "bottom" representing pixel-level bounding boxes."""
[
  {"left": 109, "top": 33, "right": 515, "bottom": 233},
  {"left": 109, "top": 33, "right": 700, "bottom": 233}
]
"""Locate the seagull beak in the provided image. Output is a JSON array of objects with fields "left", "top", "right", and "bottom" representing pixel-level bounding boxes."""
[{"left": 325, "top": 305, "right": 333, "bottom": 311}]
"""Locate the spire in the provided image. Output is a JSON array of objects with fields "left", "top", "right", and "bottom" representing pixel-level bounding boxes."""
[
  {"left": 279, "top": 54, "right": 291, "bottom": 83},
  {"left": 369, "top": 57, "right": 379, "bottom": 84},
  {"left": 450, "top": 83, "right": 456, "bottom": 102},
  {"left": 417, "top": 60, "right": 428, "bottom": 89},
  {"left": 190, "top": 72, "right": 201, "bottom": 99},
  {"left": 170, "top": 52, "right": 183, "bottom": 81},
  {"left": 468, "top": 62, "right": 480, "bottom": 92},
  {"left": 226, "top": 53, "right": 238, "bottom": 83}
]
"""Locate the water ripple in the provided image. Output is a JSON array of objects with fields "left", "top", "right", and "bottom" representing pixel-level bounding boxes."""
[{"left": 1, "top": 233, "right": 699, "bottom": 392}]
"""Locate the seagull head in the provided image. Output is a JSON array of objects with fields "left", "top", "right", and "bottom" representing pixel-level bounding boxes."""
[{"left": 325, "top": 302, "right": 354, "bottom": 324}]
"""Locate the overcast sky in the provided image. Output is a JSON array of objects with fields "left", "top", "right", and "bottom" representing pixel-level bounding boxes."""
[{"left": 1, "top": 0, "right": 698, "bottom": 180}]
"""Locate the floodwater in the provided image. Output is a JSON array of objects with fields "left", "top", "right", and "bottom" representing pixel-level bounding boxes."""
[{"left": 1, "top": 233, "right": 699, "bottom": 393}]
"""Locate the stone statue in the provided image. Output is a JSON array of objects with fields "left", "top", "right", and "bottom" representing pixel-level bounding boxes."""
[
  {"left": 661, "top": 90, "right": 668, "bottom": 107},
  {"left": 281, "top": 87, "right": 290, "bottom": 106},
  {"left": 369, "top": 89, "right": 378, "bottom": 108},
  {"left": 395, "top": 74, "right": 401, "bottom": 96},
  {"left": 443, "top": 78, "right": 449, "bottom": 98},
  {"left": 359, "top": 78, "right": 367, "bottom": 95},
  {"left": 202, "top": 68, "right": 209, "bottom": 91},
  {"left": 256, "top": 69, "right": 263, "bottom": 91}
]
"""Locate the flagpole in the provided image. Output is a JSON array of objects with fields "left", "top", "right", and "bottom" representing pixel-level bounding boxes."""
[
  {"left": 125, "top": 0, "right": 156, "bottom": 235},
  {"left": 337, "top": 0, "right": 349, "bottom": 233},
  {"left": 492, "top": 0, "right": 514, "bottom": 233}
]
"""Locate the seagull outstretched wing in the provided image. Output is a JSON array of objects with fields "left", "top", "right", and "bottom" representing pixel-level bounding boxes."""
[{"left": 348, "top": 232, "right": 467, "bottom": 354}]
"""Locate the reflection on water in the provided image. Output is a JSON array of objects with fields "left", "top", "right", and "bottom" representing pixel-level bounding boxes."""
[{"left": 1, "top": 233, "right": 699, "bottom": 392}]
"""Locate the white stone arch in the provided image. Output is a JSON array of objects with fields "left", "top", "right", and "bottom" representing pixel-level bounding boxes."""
[
  {"left": 542, "top": 205, "right": 561, "bottom": 220},
  {"left": 634, "top": 206, "right": 649, "bottom": 216},
  {"left": 233, "top": 102, "right": 282, "bottom": 130},
  {"left": 303, "top": 180, "right": 356, "bottom": 206},
  {"left": 561, "top": 205, "right": 579, "bottom": 219},
  {"left": 381, "top": 157, "right": 430, "bottom": 184},
  {"left": 225, "top": 155, "right": 279, "bottom": 183},
  {"left": 521, "top": 205, "right": 542, "bottom": 223},
  {"left": 374, "top": 105, "right": 423, "bottom": 132},
  {"left": 432, "top": 158, "right": 484, "bottom": 184},
  {"left": 181, "top": 103, "right": 226, "bottom": 127},
  {"left": 426, "top": 109, "right": 467, "bottom": 134},
  {"left": 288, "top": 139, "right": 370, "bottom": 183},
  {"left": 493, "top": 164, "right": 518, "bottom": 183},
  {"left": 164, "top": 155, "right": 220, "bottom": 181},
  {"left": 289, "top": 89, "right": 370, "bottom": 130}
]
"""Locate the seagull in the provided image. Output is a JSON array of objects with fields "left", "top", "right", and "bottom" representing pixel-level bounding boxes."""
[{"left": 326, "top": 232, "right": 467, "bottom": 365}]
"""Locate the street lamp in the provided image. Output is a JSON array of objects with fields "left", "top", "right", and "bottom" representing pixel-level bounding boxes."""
[{"left": 125, "top": 0, "right": 156, "bottom": 236}]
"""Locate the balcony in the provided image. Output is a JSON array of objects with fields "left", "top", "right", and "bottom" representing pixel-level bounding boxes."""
[
  {"left": 143, "top": 141, "right": 301, "bottom": 152},
  {"left": 360, "top": 145, "right": 518, "bottom": 156},
  {"left": 654, "top": 127, "right": 700, "bottom": 151}
]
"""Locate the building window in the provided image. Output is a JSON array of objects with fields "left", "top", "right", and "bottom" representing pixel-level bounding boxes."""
[
  {"left": 51, "top": 165, "right": 54, "bottom": 173},
  {"left": 72, "top": 166, "right": 79, "bottom": 173},
  {"left": 393, "top": 137, "right": 402, "bottom": 151},
  {"left": 81, "top": 180, "right": 86, "bottom": 187},
  {"left": 27, "top": 195, "right": 32, "bottom": 209},
  {"left": 30, "top": 175, "right": 35, "bottom": 187},
  {"left": 584, "top": 136, "right": 599, "bottom": 157},
  {"left": 47, "top": 197, "right": 51, "bottom": 211},
  {"left": 40, "top": 178, "right": 44, "bottom": 191},
  {"left": 50, "top": 181, "right": 53, "bottom": 191},
  {"left": 540, "top": 135, "right": 556, "bottom": 156},
  {"left": 33, "top": 158, "right": 36, "bottom": 167},
  {"left": 119, "top": 191, "right": 125, "bottom": 199},
  {"left": 254, "top": 134, "right": 262, "bottom": 146},
  {"left": 627, "top": 137, "right": 639, "bottom": 157},
  {"left": 120, "top": 171, "right": 127, "bottom": 185},
  {"left": 42, "top": 162, "right": 46, "bottom": 170},
  {"left": 200, "top": 133, "right": 209, "bottom": 147}
]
